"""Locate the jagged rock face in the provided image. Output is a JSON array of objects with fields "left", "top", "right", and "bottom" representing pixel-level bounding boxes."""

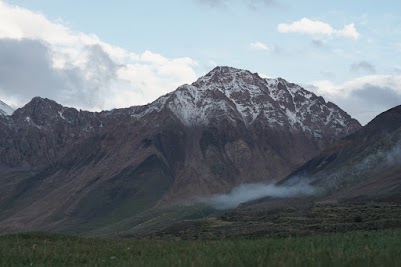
[
  {"left": 174, "top": 67, "right": 360, "bottom": 142},
  {"left": 0, "top": 66, "right": 361, "bottom": 232},
  {"left": 283, "top": 105, "right": 401, "bottom": 203},
  {"left": 0, "top": 97, "right": 103, "bottom": 167}
]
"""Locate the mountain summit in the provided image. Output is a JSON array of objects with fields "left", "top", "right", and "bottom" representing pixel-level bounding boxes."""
[
  {"left": 197, "top": 67, "right": 359, "bottom": 138},
  {"left": 133, "top": 66, "right": 360, "bottom": 145},
  {"left": 0, "top": 66, "right": 361, "bottom": 233}
]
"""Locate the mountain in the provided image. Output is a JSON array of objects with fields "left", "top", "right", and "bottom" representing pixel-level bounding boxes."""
[
  {"left": 0, "top": 100, "right": 14, "bottom": 116},
  {"left": 284, "top": 105, "right": 401, "bottom": 203},
  {"left": 146, "top": 106, "right": 401, "bottom": 240},
  {"left": 0, "top": 66, "right": 361, "bottom": 233}
]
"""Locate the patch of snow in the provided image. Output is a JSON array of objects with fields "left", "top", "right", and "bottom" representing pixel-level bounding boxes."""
[
  {"left": 265, "top": 78, "right": 278, "bottom": 88},
  {"left": 58, "top": 111, "right": 66, "bottom": 120},
  {"left": 284, "top": 109, "right": 295, "bottom": 125},
  {"left": 167, "top": 85, "right": 236, "bottom": 126},
  {"left": 25, "top": 116, "right": 42, "bottom": 129},
  {"left": 130, "top": 95, "right": 169, "bottom": 120},
  {"left": 313, "top": 131, "right": 323, "bottom": 138}
]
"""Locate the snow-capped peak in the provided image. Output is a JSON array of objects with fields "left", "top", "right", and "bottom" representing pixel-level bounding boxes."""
[
  {"left": 194, "top": 66, "right": 263, "bottom": 93},
  {"left": 127, "top": 66, "right": 360, "bottom": 140},
  {"left": 0, "top": 100, "right": 14, "bottom": 116},
  {"left": 161, "top": 66, "right": 360, "bottom": 136}
]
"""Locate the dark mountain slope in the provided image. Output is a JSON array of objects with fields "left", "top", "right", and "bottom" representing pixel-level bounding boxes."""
[
  {"left": 284, "top": 105, "right": 401, "bottom": 203},
  {"left": 0, "top": 66, "right": 361, "bottom": 233}
]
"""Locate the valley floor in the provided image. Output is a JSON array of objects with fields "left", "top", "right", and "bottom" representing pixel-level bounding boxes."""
[
  {"left": 122, "top": 200, "right": 401, "bottom": 240},
  {"left": 1, "top": 229, "right": 401, "bottom": 266}
]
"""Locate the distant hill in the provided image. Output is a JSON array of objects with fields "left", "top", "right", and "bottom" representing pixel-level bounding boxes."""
[{"left": 284, "top": 105, "right": 401, "bottom": 203}]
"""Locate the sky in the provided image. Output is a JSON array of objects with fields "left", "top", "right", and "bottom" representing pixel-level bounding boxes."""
[{"left": 0, "top": 0, "right": 400, "bottom": 124}]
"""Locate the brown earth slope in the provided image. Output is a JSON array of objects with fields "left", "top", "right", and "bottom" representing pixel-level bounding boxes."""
[{"left": 0, "top": 66, "right": 360, "bottom": 233}]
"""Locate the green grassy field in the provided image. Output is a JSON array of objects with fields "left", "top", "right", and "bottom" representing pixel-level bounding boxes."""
[{"left": 1, "top": 229, "right": 401, "bottom": 266}]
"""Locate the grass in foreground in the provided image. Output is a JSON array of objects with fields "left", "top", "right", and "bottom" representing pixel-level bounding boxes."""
[{"left": 1, "top": 229, "right": 401, "bottom": 266}]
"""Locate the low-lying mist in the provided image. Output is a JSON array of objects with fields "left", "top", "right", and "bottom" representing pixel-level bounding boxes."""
[{"left": 199, "top": 182, "right": 319, "bottom": 210}]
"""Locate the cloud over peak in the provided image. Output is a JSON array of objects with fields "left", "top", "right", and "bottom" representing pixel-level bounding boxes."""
[
  {"left": 0, "top": 1, "right": 198, "bottom": 111},
  {"left": 278, "top": 18, "right": 360, "bottom": 40}
]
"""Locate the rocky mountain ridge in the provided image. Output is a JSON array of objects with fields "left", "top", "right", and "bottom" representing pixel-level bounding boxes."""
[{"left": 0, "top": 66, "right": 361, "bottom": 233}]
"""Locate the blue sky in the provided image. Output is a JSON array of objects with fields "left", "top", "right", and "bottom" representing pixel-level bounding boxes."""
[{"left": 1, "top": 0, "right": 401, "bottom": 124}]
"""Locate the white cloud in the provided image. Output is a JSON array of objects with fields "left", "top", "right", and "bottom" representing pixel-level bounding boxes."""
[
  {"left": 199, "top": 182, "right": 318, "bottom": 209},
  {"left": 278, "top": 18, "right": 360, "bottom": 40},
  {"left": 308, "top": 75, "right": 401, "bottom": 125},
  {"left": 249, "top": 41, "right": 270, "bottom": 51},
  {"left": 0, "top": 1, "right": 198, "bottom": 111},
  {"left": 312, "top": 75, "right": 401, "bottom": 97}
]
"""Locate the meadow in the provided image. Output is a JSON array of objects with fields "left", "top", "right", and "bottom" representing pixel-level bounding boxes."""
[{"left": 1, "top": 229, "right": 401, "bottom": 266}]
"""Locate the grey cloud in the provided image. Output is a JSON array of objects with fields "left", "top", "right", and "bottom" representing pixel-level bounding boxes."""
[
  {"left": 0, "top": 38, "right": 120, "bottom": 110},
  {"left": 312, "top": 39, "right": 324, "bottom": 48},
  {"left": 0, "top": 39, "right": 64, "bottom": 98},
  {"left": 351, "top": 85, "right": 401, "bottom": 108},
  {"left": 306, "top": 83, "right": 401, "bottom": 125},
  {"left": 350, "top": 61, "right": 376, "bottom": 74}
]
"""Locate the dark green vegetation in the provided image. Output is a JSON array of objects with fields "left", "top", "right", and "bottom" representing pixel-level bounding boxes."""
[
  {"left": 1, "top": 230, "right": 401, "bottom": 266},
  {"left": 147, "top": 200, "right": 401, "bottom": 240},
  {"left": 49, "top": 197, "right": 401, "bottom": 241},
  {"left": 82, "top": 205, "right": 216, "bottom": 238}
]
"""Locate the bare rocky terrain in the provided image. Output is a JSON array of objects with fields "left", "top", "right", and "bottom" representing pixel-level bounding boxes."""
[{"left": 0, "top": 66, "right": 361, "bottom": 233}]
